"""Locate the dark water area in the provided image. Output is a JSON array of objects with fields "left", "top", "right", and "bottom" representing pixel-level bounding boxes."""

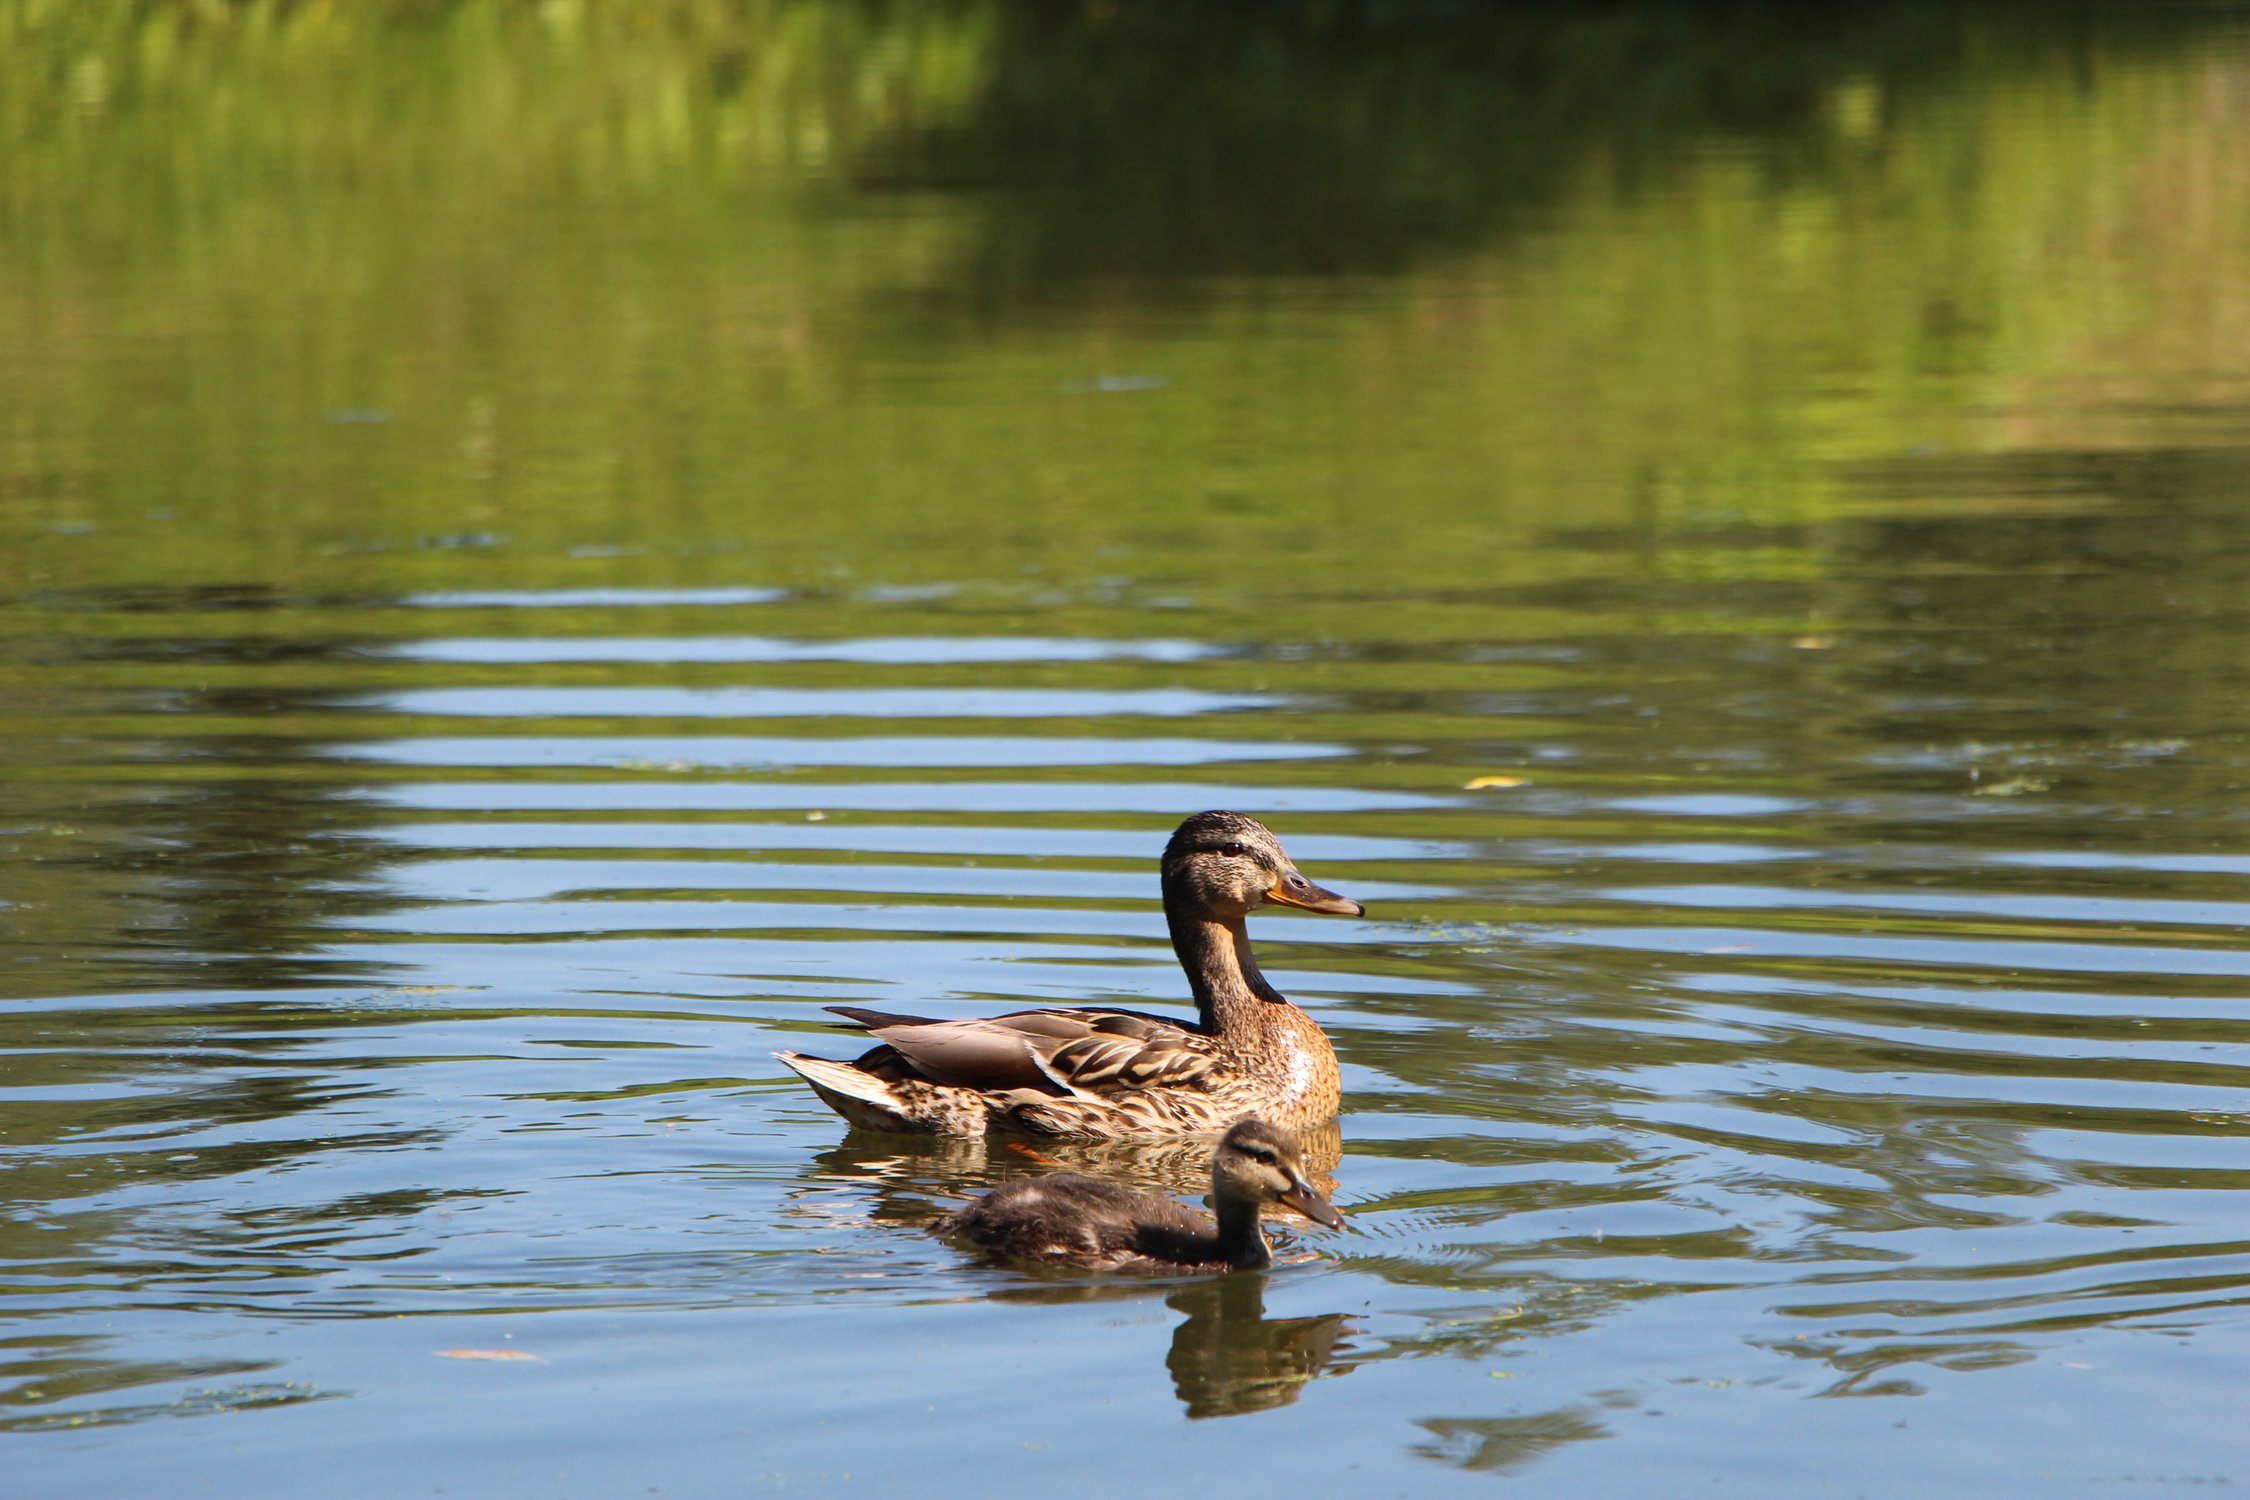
[{"left": 3, "top": 3, "right": 2248, "bottom": 1494}]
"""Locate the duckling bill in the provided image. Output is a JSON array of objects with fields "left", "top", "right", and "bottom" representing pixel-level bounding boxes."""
[
  {"left": 936, "top": 1118, "right": 1344, "bottom": 1273},
  {"left": 775, "top": 811, "right": 1364, "bottom": 1137}
]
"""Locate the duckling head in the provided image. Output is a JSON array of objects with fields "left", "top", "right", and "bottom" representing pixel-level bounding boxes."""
[
  {"left": 1162, "top": 811, "right": 1364, "bottom": 922},
  {"left": 1213, "top": 1117, "right": 1345, "bottom": 1229}
]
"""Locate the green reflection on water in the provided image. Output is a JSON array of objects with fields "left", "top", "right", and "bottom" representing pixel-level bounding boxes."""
[{"left": 5, "top": 1, "right": 2250, "bottom": 601}]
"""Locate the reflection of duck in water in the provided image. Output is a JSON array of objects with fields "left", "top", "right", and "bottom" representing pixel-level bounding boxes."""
[
  {"left": 775, "top": 812, "right": 1364, "bottom": 1137},
  {"left": 801, "top": 1118, "right": 1345, "bottom": 1209},
  {"left": 1164, "top": 1274, "right": 1354, "bottom": 1419},
  {"left": 935, "top": 1119, "right": 1343, "bottom": 1272}
]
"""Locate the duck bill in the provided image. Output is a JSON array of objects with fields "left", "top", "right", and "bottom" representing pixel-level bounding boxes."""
[
  {"left": 1278, "top": 1175, "right": 1345, "bottom": 1229},
  {"left": 1266, "top": 870, "right": 1365, "bottom": 917}
]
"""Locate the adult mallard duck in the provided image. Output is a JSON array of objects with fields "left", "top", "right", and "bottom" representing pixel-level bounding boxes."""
[
  {"left": 773, "top": 810, "right": 1364, "bottom": 1137},
  {"left": 935, "top": 1117, "right": 1345, "bottom": 1272}
]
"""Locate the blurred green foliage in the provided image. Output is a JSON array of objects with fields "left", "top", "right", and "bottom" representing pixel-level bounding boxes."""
[{"left": 0, "top": 0, "right": 2247, "bottom": 604}]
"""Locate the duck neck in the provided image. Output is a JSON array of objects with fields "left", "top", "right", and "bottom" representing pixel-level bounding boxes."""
[
  {"left": 1213, "top": 1192, "right": 1274, "bottom": 1271},
  {"left": 1168, "top": 908, "right": 1287, "bottom": 1032}
]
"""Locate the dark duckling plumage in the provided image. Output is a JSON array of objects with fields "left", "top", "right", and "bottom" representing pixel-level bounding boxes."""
[{"left": 936, "top": 1118, "right": 1345, "bottom": 1272}]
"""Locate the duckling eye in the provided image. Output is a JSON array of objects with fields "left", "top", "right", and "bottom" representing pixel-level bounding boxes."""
[{"left": 1220, "top": 840, "right": 1246, "bottom": 858}]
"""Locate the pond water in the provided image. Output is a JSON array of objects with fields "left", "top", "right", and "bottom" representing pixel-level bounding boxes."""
[{"left": 4, "top": 4, "right": 2248, "bottom": 1495}]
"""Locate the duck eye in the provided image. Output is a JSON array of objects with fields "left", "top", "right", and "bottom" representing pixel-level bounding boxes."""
[{"left": 1220, "top": 840, "right": 1246, "bottom": 858}]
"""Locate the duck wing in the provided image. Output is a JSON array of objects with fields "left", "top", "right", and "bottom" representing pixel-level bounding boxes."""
[{"left": 825, "top": 1005, "right": 1219, "bottom": 1098}]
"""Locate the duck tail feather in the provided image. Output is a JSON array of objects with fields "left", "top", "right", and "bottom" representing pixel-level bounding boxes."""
[{"left": 773, "top": 1050, "right": 921, "bottom": 1131}]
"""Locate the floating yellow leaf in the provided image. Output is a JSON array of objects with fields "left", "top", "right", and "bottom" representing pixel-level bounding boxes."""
[{"left": 1464, "top": 775, "right": 1528, "bottom": 790}]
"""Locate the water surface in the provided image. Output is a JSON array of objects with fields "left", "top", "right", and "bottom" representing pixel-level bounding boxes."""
[{"left": 3, "top": 5, "right": 2247, "bottom": 1495}]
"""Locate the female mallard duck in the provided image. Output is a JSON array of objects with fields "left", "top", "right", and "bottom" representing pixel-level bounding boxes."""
[
  {"left": 773, "top": 810, "right": 1363, "bottom": 1137},
  {"left": 936, "top": 1117, "right": 1344, "bottom": 1272}
]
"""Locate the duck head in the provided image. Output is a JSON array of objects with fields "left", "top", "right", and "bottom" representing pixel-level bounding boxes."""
[{"left": 1161, "top": 810, "right": 1364, "bottom": 922}]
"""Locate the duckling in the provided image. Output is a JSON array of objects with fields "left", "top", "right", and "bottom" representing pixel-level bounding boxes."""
[
  {"left": 936, "top": 1118, "right": 1345, "bottom": 1272},
  {"left": 774, "top": 811, "right": 1364, "bottom": 1138}
]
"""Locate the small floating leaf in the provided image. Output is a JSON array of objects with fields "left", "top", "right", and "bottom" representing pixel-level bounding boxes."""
[{"left": 1464, "top": 775, "right": 1528, "bottom": 790}]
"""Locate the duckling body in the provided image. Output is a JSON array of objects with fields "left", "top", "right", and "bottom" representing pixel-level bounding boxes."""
[
  {"left": 775, "top": 812, "right": 1363, "bottom": 1138},
  {"left": 937, "top": 1118, "right": 1344, "bottom": 1272}
]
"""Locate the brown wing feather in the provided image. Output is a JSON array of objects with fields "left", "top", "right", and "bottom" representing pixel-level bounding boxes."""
[
  {"left": 825, "top": 1004, "right": 946, "bottom": 1030},
  {"left": 853, "top": 1020, "right": 1057, "bottom": 1092},
  {"left": 1044, "top": 1033, "right": 1215, "bottom": 1092},
  {"left": 824, "top": 1004, "right": 1218, "bottom": 1099}
]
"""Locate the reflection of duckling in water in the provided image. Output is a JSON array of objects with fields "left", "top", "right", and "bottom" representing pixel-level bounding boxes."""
[
  {"left": 1164, "top": 1273, "right": 1354, "bottom": 1419},
  {"left": 935, "top": 1118, "right": 1343, "bottom": 1272}
]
